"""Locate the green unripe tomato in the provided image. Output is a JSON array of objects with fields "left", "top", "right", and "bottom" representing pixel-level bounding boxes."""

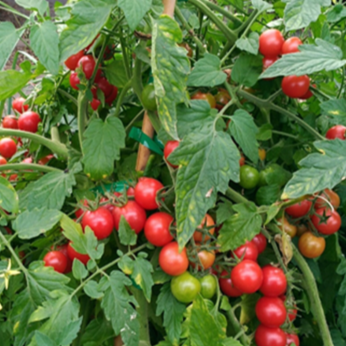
[
  {"left": 239, "top": 165, "right": 259, "bottom": 189},
  {"left": 200, "top": 275, "right": 217, "bottom": 299},
  {"left": 171, "top": 272, "right": 201, "bottom": 303},
  {"left": 141, "top": 84, "right": 157, "bottom": 111}
]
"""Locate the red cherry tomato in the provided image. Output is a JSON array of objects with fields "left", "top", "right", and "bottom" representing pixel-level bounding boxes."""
[
  {"left": 219, "top": 270, "right": 243, "bottom": 297},
  {"left": 82, "top": 207, "right": 114, "bottom": 240},
  {"left": 260, "top": 265, "right": 287, "bottom": 297},
  {"left": 55, "top": 244, "right": 73, "bottom": 273},
  {"left": 311, "top": 208, "right": 341, "bottom": 235},
  {"left": 78, "top": 55, "right": 96, "bottom": 80},
  {"left": 70, "top": 72, "right": 80, "bottom": 90},
  {"left": 12, "top": 97, "right": 29, "bottom": 114},
  {"left": 314, "top": 189, "right": 340, "bottom": 210},
  {"left": 255, "top": 325, "right": 287, "bottom": 346},
  {"left": 255, "top": 297, "right": 287, "bottom": 328},
  {"left": 259, "top": 29, "right": 284, "bottom": 57},
  {"left": 112, "top": 200, "right": 147, "bottom": 234},
  {"left": 97, "top": 77, "right": 113, "bottom": 98},
  {"left": 231, "top": 260, "right": 263, "bottom": 294},
  {"left": 159, "top": 242, "right": 189, "bottom": 276},
  {"left": 263, "top": 56, "right": 278, "bottom": 70},
  {"left": 191, "top": 92, "right": 216, "bottom": 109},
  {"left": 299, "top": 88, "right": 313, "bottom": 100},
  {"left": 164, "top": 140, "right": 180, "bottom": 168},
  {"left": 43, "top": 251, "right": 67, "bottom": 273},
  {"left": 144, "top": 212, "right": 174, "bottom": 247},
  {"left": 0, "top": 138, "right": 17, "bottom": 158},
  {"left": 18, "top": 111, "right": 41, "bottom": 133},
  {"left": 285, "top": 199, "right": 312, "bottom": 218},
  {"left": 38, "top": 154, "right": 54, "bottom": 165},
  {"left": 134, "top": 177, "right": 164, "bottom": 210},
  {"left": 0, "top": 156, "right": 7, "bottom": 165},
  {"left": 233, "top": 241, "right": 258, "bottom": 261},
  {"left": 281, "top": 37, "right": 302, "bottom": 54},
  {"left": 326, "top": 125, "right": 346, "bottom": 140},
  {"left": 252, "top": 233, "right": 267, "bottom": 254},
  {"left": 65, "top": 50, "right": 84, "bottom": 70},
  {"left": 105, "top": 85, "right": 118, "bottom": 105},
  {"left": 90, "top": 98, "right": 101, "bottom": 111},
  {"left": 2, "top": 116, "right": 18, "bottom": 129},
  {"left": 67, "top": 242, "right": 90, "bottom": 265},
  {"left": 282, "top": 75, "right": 310, "bottom": 98},
  {"left": 280, "top": 296, "right": 298, "bottom": 322},
  {"left": 286, "top": 334, "right": 299, "bottom": 346},
  {"left": 239, "top": 155, "right": 245, "bottom": 166}
]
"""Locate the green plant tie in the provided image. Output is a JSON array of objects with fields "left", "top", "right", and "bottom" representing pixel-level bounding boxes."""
[
  {"left": 129, "top": 127, "right": 164, "bottom": 155},
  {"left": 92, "top": 181, "right": 131, "bottom": 194}
]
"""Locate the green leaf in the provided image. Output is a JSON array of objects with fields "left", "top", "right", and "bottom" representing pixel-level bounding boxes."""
[
  {"left": 33, "top": 331, "right": 57, "bottom": 346},
  {"left": 104, "top": 59, "right": 128, "bottom": 88},
  {"left": 84, "top": 280, "right": 105, "bottom": 299},
  {"left": 218, "top": 203, "right": 262, "bottom": 251},
  {"left": 239, "top": 293, "right": 260, "bottom": 324},
  {"left": 59, "top": 0, "right": 114, "bottom": 61},
  {"left": 256, "top": 124, "right": 273, "bottom": 141},
  {"left": 216, "top": 198, "right": 234, "bottom": 224},
  {"left": 235, "top": 32, "right": 259, "bottom": 55},
  {"left": 118, "top": 255, "right": 135, "bottom": 276},
  {"left": 24, "top": 171, "right": 75, "bottom": 211},
  {"left": 118, "top": 216, "right": 137, "bottom": 246},
  {"left": 320, "top": 98, "right": 346, "bottom": 118},
  {"left": 221, "top": 338, "right": 243, "bottom": 346},
  {"left": 156, "top": 283, "right": 186, "bottom": 345},
  {"left": 327, "top": 4, "right": 346, "bottom": 23},
  {"left": 256, "top": 184, "right": 281, "bottom": 206},
  {"left": 82, "top": 117, "right": 126, "bottom": 180},
  {"left": 0, "top": 22, "right": 20, "bottom": 70},
  {"left": 152, "top": 15, "right": 190, "bottom": 139},
  {"left": 169, "top": 124, "right": 240, "bottom": 249},
  {"left": 15, "top": 0, "right": 48, "bottom": 16},
  {"left": 13, "top": 208, "right": 62, "bottom": 239},
  {"left": 118, "top": 0, "right": 152, "bottom": 32},
  {"left": 0, "top": 176, "right": 18, "bottom": 213},
  {"left": 72, "top": 259, "right": 88, "bottom": 280},
  {"left": 132, "top": 257, "right": 154, "bottom": 302},
  {"left": 282, "top": 140, "right": 346, "bottom": 199},
  {"left": 187, "top": 53, "right": 227, "bottom": 87},
  {"left": 251, "top": 0, "right": 273, "bottom": 12},
  {"left": 101, "top": 271, "right": 139, "bottom": 346},
  {"left": 0, "top": 70, "right": 32, "bottom": 101},
  {"left": 30, "top": 22, "right": 60, "bottom": 75},
  {"left": 81, "top": 317, "right": 115, "bottom": 345},
  {"left": 229, "top": 110, "right": 259, "bottom": 163},
  {"left": 283, "top": 0, "right": 331, "bottom": 31},
  {"left": 231, "top": 53, "right": 262, "bottom": 87},
  {"left": 260, "top": 39, "right": 346, "bottom": 79}
]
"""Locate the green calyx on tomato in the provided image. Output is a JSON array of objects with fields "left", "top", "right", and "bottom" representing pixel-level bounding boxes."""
[
  {"left": 141, "top": 84, "right": 157, "bottom": 111},
  {"left": 171, "top": 272, "right": 201, "bottom": 303},
  {"left": 240, "top": 165, "right": 259, "bottom": 189},
  {"left": 200, "top": 275, "right": 217, "bottom": 299}
]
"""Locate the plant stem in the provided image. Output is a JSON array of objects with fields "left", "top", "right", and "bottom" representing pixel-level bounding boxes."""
[
  {"left": 132, "top": 55, "right": 144, "bottom": 102},
  {"left": 120, "top": 30, "right": 132, "bottom": 80},
  {"left": 272, "top": 130, "right": 299, "bottom": 140},
  {"left": 225, "top": 187, "right": 248, "bottom": 204},
  {"left": 51, "top": 126, "right": 61, "bottom": 143},
  {"left": 0, "top": 129, "right": 68, "bottom": 158},
  {"left": 0, "top": 164, "right": 61, "bottom": 173},
  {"left": 58, "top": 89, "right": 78, "bottom": 106},
  {"left": 0, "top": 2, "right": 30, "bottom": 19},
  {"left": 77, "top": 92, "right": 88, "bottom": 155},
  {"left": 235, "top": 9, "right": 258, "bottom": 35},
  {"left": 203, "top": 0, "right": 242, "bottom": 26},
  {"left": 226, "top": 307, "right": 251, "bottom": 346},
  {"left": 113, "top": 80, "right": 133, "bottom": 118}
]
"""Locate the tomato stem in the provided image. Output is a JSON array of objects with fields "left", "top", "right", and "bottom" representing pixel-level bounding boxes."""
[
  {"left": 225, "top": 187, "right": 248, "bottom": 204},
  {"left": 203, "top": 1, "right": 242, "bottom": 26},
  {"left": 113, "top": 80, "right": 133, "bottom": 118},
  {"left": 77, "top": 92, "right": 88, "bottom": 155},
  {"left": 0, "top": 163, "right": 61, "bottom": 173},
  {"left": 226, "top": 306, "right": 251, "bottom": 346}
]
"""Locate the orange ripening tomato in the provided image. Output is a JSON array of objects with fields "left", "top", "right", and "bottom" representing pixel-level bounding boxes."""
[
  {"left": 314, "top": 189, "right": 340, "bottom": 210},
  {"left": 193, "top": 214, "right": 215, "bottom": 243}
]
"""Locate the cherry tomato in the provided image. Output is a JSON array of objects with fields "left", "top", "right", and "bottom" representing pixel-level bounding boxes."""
[
  {"left": 159, "top": 242, "right": 189, "bottom": 276},
  {"left": 215, "top": 89, "right": 231, "bottom": 111},
  {"left": 144, "top": 211, "right": 174, "bottom": 247},
  {"left": 134, "top": 177, "right": 164, "bottom": 210},
  {"left": 296, "top": 223, "right": 308, "bottom": 237},
  {"left": 55, "top": 244, "right": 73, "bottom": 273},
  {"left": 70, "top": 72, "right": 80, "bottom": 90},
  {"left": 286, "top": 334, "right": 299, "bottom": 346},
  {"left": 260, "top": 265, "right": 287, "bottom": 297},
  {"left": 285, "top": 199, "right": 312, "bottom": 218},
  {"left": 259, "top": 29, "right": 284, "bottom": 57},
  {"left": 65, "top": 50, "right": 84, "bottom": 70},
  {"left": 82, "top": 207, "right": 114, "bottom": 240},
  {"left": 263, "top": 56, "right": 278, "bottom": 70},
  {"left": 239, "top": 155, "right": 245, "bottom": 166},
  {"left": 67, "top": 242, "right": 90, "bottom": 265},
  {"left": 0, "top": 156, "right": 7, "bottom": 165},
  {"left": 200, "top": 275, "right": 217, "bottom": 299},
  {"left": 299, "top": 88, "right": 313, "bottom": 100},
  {"left": 193, "top": 214, "right": 215, "bottom": 243},
  {"left": 311, "top": 208, "right": 341, "bottom": 235},
  {"left": 252, "top": 233, "right": 267, "bottom": 254},
  {"left": 90, "top": 98, "right": 101, "bottom": 111},
  {"left": 256, "top": 297, "right": 287, "bottom": 328},
  {"left": 194, "top": 249, "right": 215, "bottom": 270},
  {"left": 233, "top": 241, "right": 258, "bottom": 261},
  {"left": 219, "top": 270, "right": 243, "bottom": 297},
  {"left": 282, "top": 75, "right": 310, "bottom": 99},
  {"left": 78, "top": 55, "right": 96, "bottom": 80},
  {"left": 281, "top": 37, "right": 302, "bottom": 54},
  {"left": 171, "top": 272, "right": 201, "bottom": 303},
  {"left": 113, "top": 200, "right": 147, "bottom": 234},
  {"left": 164, "top": 140, "right": 179, "bottom": 168},
  {"left": 12, "top": 97, "right": 29, "bottom": 114},
  {"left": 38, "top": 154, "right": 54, "bottom": 165},
  {"left": 298, "top": 232, "right": 325, "bottom": 258},
  {"left": 191, "top": 92, "right": 216, "bottom": 109},
  {"left": 255, "top": 325, "right": 287, "bottom": 346},
  {"left": 141, "top": 84, "right": 157, "bottom": 111},
  {"left": 97, "top": 77, "right": 113, "bottom": 98},
  {"left": 231, "top": 260, "right": 263, "bottom": 294},
  {"left": 2, "top": 116, "right": 18, "bottom": 129},
  {"left": 18, "top": 111, "right": 41, "bottom": 133},
  {"left": 314, "top": 189, "right": 340, "bottom": 210},
  {"left": 277, "top": 216, "right": 297, "bottom": 238},
  {"left": 280, "top": 296, "right": 298, "bottom": 322},
  {"left": 43, "top": 251, "right": 67, "bottom": 273},
  {"left": 240, "top": 165, "right": 259, "bottom": 189},
  {"left": 0, "top": 138, "right": 17, "bottom": 159},
  {"left": 259, "top": 148, "right": 266, "bottom": 161},
  {"left": 105, "top": 85, "right": 118, "bottom": 105},
  {"left": 326, "top": 125, "right": 346, "bottom": 140}
]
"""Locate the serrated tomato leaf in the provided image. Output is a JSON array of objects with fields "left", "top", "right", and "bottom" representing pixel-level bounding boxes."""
[
  {"left": 132, "top": 257, "right": 154, "bottom": 302},
  {"left": 218, "top": 203, "right": 262, "bottom": 251},
  {"left": 169, "top": 123, "right": 240, "bottom": 249},
  {"left": 15, "top": 0, "right": 48, "bottom": 16},
  {"left": 82, "top": 117, "right": 125, "bottom": 180},
  {"left": 0, "top": 70, "right": 32, "bottom": 101},
  {"left": 152, "top": 15, "right": 190, "bottom": 139},
  {"left": 0, "top": 176, "right": 18, "bottom": 213},
  {"left": 118, "top": 0, "right": 152, "bottom": 32},
  {"left": 251, "top": 0, "right": 273, "bottom": 12},
  {"left": 231, "top": 53, "right": 262, "bottom": 87},
  {"left": 118, "top": 216, "right": 137, "bottom": 246},
  {"left": 282, "top": 140, "right": 346, "bottom": 199},
  {"left": 187, "top": 53, "right": 227, "bottom": 87},
  {"left": 320, "top": 99, "right": 346, "bottom": 118},
  {"left": 327, "top": 4, "right": 346, "bottom": 22},
  {"left": 0, "top": 22, "right": 20, "bottom": 70},
  {"left": 235, "top": 32, "right": 259, "bottom": 55},
  {"left": 260, "top": 39, "right": 346, "bottom": 79}
]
